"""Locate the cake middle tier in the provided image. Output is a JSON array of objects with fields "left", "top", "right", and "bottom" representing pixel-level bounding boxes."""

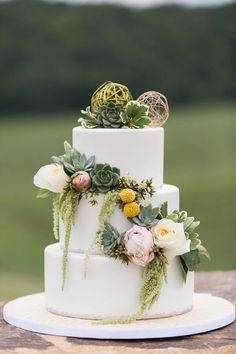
[
  {"left": 59, "top": 184, "right": 179, "bottom": 253},
  {"left": 73, "top": 127, "right": 164, "bottom": 187}
]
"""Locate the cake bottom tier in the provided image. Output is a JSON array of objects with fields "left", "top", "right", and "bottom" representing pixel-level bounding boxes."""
[{"left": 45, "top": 244, "right": 194, "bottom": 320}]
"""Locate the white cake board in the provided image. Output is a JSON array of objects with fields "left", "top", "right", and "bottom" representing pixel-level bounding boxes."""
[{"left": 3, "top": 293, "right": 235, "bottom": 339}]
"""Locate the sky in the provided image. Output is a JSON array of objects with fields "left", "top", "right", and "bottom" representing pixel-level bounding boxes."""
[{"left": 47, "top": 0, "right": 234, "bottom": 7}]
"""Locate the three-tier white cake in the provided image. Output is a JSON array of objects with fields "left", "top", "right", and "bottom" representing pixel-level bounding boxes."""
[
  {"left": 34, "top": 82, "right": 207, "bottom": 323},
  {"left": 44, "top": 127, "right": 194, "bottom": 319}
]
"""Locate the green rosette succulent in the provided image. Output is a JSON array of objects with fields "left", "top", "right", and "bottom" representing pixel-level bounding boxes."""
[
  {"left": 91, "top": 163, "right": 120, "bottom": 193},
  {"left": 97, "top": 102, "right": 124, "bottom": 128}
]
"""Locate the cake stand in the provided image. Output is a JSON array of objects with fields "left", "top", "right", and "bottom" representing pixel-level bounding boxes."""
[{"left": 3, "top": 293, "right": 235, "bottom": 339}]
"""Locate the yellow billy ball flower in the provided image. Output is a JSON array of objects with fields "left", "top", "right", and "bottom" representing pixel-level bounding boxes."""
[
  {"left": 123, "top": 202, "right": 140, "bottom": 218},
  {"left": 119, "top": 188, "right": 136, "bottom": 203}
]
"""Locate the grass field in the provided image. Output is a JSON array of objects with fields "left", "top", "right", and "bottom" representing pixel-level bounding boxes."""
[{"left": 0, "top": 102, "right": 235, "bottom": 300}]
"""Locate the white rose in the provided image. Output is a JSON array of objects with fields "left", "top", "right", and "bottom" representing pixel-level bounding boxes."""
[
  {"left": 34, "top": 164, "right": 69, "bottom": 193},
  {"left": 151, "top": 218, "right": 190, "bottom": 261}
]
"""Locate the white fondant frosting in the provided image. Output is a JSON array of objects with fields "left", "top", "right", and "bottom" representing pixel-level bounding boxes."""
[
  {"left": 73, "top": 127, "right": 164, "bottom": 188},
  {"left": 45, "top": 243, "right": 194, "bottom": 319},
  {"left": 59, "top": 184, "right": 179, "bottom": 253},
  {"left": 44, "top": 126, "right": 195, "bottom": 321}
]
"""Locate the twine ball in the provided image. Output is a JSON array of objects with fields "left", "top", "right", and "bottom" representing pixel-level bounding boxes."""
[
  {"left": 91, "top": 81, "right": 132, "bottom": 112},
  {"left": 137, "top": 91, "right": 169, "bottom": 127}
]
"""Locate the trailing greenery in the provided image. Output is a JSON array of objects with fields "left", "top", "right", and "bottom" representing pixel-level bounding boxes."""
[
  {"left": 52, "top": 193, "right": 60, "bottom": 240},
  {"left": 91, "top": 163, "right": 120, "bottom": 193},
  {"left": 139, "top": 255, "right": 167, "bottom": 311},
  {"left": 84, "top": 190, "right": 120, "bottom": 275},
  {"left": 129, "top": 204, "right": 160, "bottom": 227},
  {"left": 121, "top": 101, "right": 151, "bottom": 128},
  {"left": 95, "top": 191, "right": 120, "bottom": 248},
  {"left": 52, "top": 141, "right": 95, "bottom": 177},
  {"left": 60, "top": 189, "right": 78, "bottom": 290},
  {"left": 95, "top": 255, "right": 167, "bottom": 325}
]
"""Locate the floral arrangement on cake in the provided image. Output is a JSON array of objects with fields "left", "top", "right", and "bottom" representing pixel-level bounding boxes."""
[
  {"left": 34, "top": 81, "right": 210, "bottom": 324},
  {"left": 78, "top": 81, "right": 169, "bottom": 128}
]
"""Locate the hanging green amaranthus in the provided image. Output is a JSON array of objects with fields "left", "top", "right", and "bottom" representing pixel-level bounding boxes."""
[{"left": 60, "top": 189, "right": 78, "bottom": 290}]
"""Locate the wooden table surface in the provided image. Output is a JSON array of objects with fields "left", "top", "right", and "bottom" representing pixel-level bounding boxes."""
[{"left": 0, "top": 271, "right": 235, "bottom": 354}]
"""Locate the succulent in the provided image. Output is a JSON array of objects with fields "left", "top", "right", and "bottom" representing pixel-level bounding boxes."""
[
  {"left": 78, "top": 106, "right": 102, "bottom": 129},
  {"left": 91, "top": 163, "right": 120, "bottom": 193},
  {"left": 97, "top": 102, "right": 124, "bottom": 128},
  {"left": 102, "top": 222, "right": 122, "bottom": 255},
  {"left": 52, "top": 141, "right": 95, "bottom": 176},
  {"left": 121, "top": 100, "right": 151, "bottom": 129},
  {"left": 129, "top": 204, "right": 159, "bottom": 227}
]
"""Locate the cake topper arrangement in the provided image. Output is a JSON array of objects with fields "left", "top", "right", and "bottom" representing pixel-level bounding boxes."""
[
  {"left": 33, "top": 82, "right": 209, "bottom": 325},
  {"left": 78, "top": 81, "right": 169, "bottom": 129},
  {"left": 137, "top": 91, "right": 169, "bottom": 127}
]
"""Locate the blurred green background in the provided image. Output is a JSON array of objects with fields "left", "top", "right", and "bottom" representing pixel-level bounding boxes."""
[{"left": 0, "top": 0, "right": 235, "bottom": 300}]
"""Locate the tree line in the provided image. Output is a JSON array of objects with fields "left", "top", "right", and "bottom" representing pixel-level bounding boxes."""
[{"left": 0, "top": 0, "right": 235, "bottom": 113}]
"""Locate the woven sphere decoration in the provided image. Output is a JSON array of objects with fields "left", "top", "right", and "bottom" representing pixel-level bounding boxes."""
[
  {"left": 91, "top": 81, "right": 132, "bottom": 112},
  {"left": 137, "top": 91, "right": 169, "bottom": 127}
]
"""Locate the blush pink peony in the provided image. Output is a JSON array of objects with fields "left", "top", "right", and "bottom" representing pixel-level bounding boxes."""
[
  {"left": 124, "top": 225, "right": 154, "bottom": 267},
  {"left": 72, "top": 171, "right": 91, "bottom": 192}
]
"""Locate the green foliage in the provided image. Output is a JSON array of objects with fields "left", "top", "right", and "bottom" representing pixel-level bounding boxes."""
[
  {"left": 78, "top": 101, "right": 151, "bottom": 129},
  {"left": 180, "top": 249, "right": 200, "bottom": 272},
  {"left": 159, "top": 201, "right": 168, "bottom": 219},
  {"left": 52, "top": 141, "right": 95, "bottom": 176},
  {"left": 122, "top": 101, "right": 151, "bottom": 128},
  {"left": 167, "top": 208, "right": 210, "bottom": 280},
  {"left": 95, "top": 255, "right": 168, "bottom": 325},
  {"left": 119, "top": 177, "right": 155, "bottom": 202},
  {"left": 102, "top": 222, "right": 122, "bottom": 254},
  {"left": 95, "top": 190, "right": 120, "bottom": 247},
  {"left": 78, "top": 106, "right": 102, "bottom": 128},
  {"left": 91, "top": 163, "right": 120, "bottom": 193},
  {"left": 130, "top": 204, "right": 159, "bottom": 227},
  {"left": 84, "top": 190, "right": 120, "bottom": 275},
  {"left": 169, "top": 208, "right": 210, "bottom": 259},
  {"left": 36, "top": 188, "right": 51, "bottom": 199},
  {"left": 139, "top": 255, "right": 168, "bottom": 311},
  {"left": 97, "top": 102, "right": 124, "bottom": 128},
  {"left": 60, "top": 189, "right": 78, "bottom": 290},
  {"left": 52, "top": 193, "right": 60, "bottom": 240}
]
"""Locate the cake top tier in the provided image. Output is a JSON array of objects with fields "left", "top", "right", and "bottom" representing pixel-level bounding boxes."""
[
  {"left": 73, "top": 127, "right": 164, "bottom": 188},
  {"left": 78, "top": 81, "right": 169, "bottom": 129}
]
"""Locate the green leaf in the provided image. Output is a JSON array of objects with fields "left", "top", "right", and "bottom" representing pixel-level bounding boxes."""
[
  {"left": 123, "top": 101, "right": 151, "bottom": 128},
  {"left": 180, "top": 249, "right": 200, "bottom": 272},
  {"left": 198, "top": 244, "right": 211, "bottom": 260},
  {"left": 64, "top": 141, "right": 72, "bottom": 153},
  {"left": 166, "top": 212, "right": 179, "bottom": 222},
  {"left": 179, "top": 256, "right": 188, "bottom": 282},
  {"left": 36, "top": 188, "right": 52, "bottom": 199},
  {"left": 159, "top": 201, "right": 168, "bottom": 218}
]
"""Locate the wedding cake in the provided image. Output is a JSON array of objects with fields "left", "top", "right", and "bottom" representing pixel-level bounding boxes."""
[{"left": 34, "top": 82, "right": 209, "bottom": 323}]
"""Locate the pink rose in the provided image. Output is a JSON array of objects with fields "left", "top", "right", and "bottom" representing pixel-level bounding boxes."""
[
  {"left": 72, "top": 171, "right": 91, "bottom": 192},
  {"left": 124, "top": 226, "right": 154, "bottom": 267}
]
